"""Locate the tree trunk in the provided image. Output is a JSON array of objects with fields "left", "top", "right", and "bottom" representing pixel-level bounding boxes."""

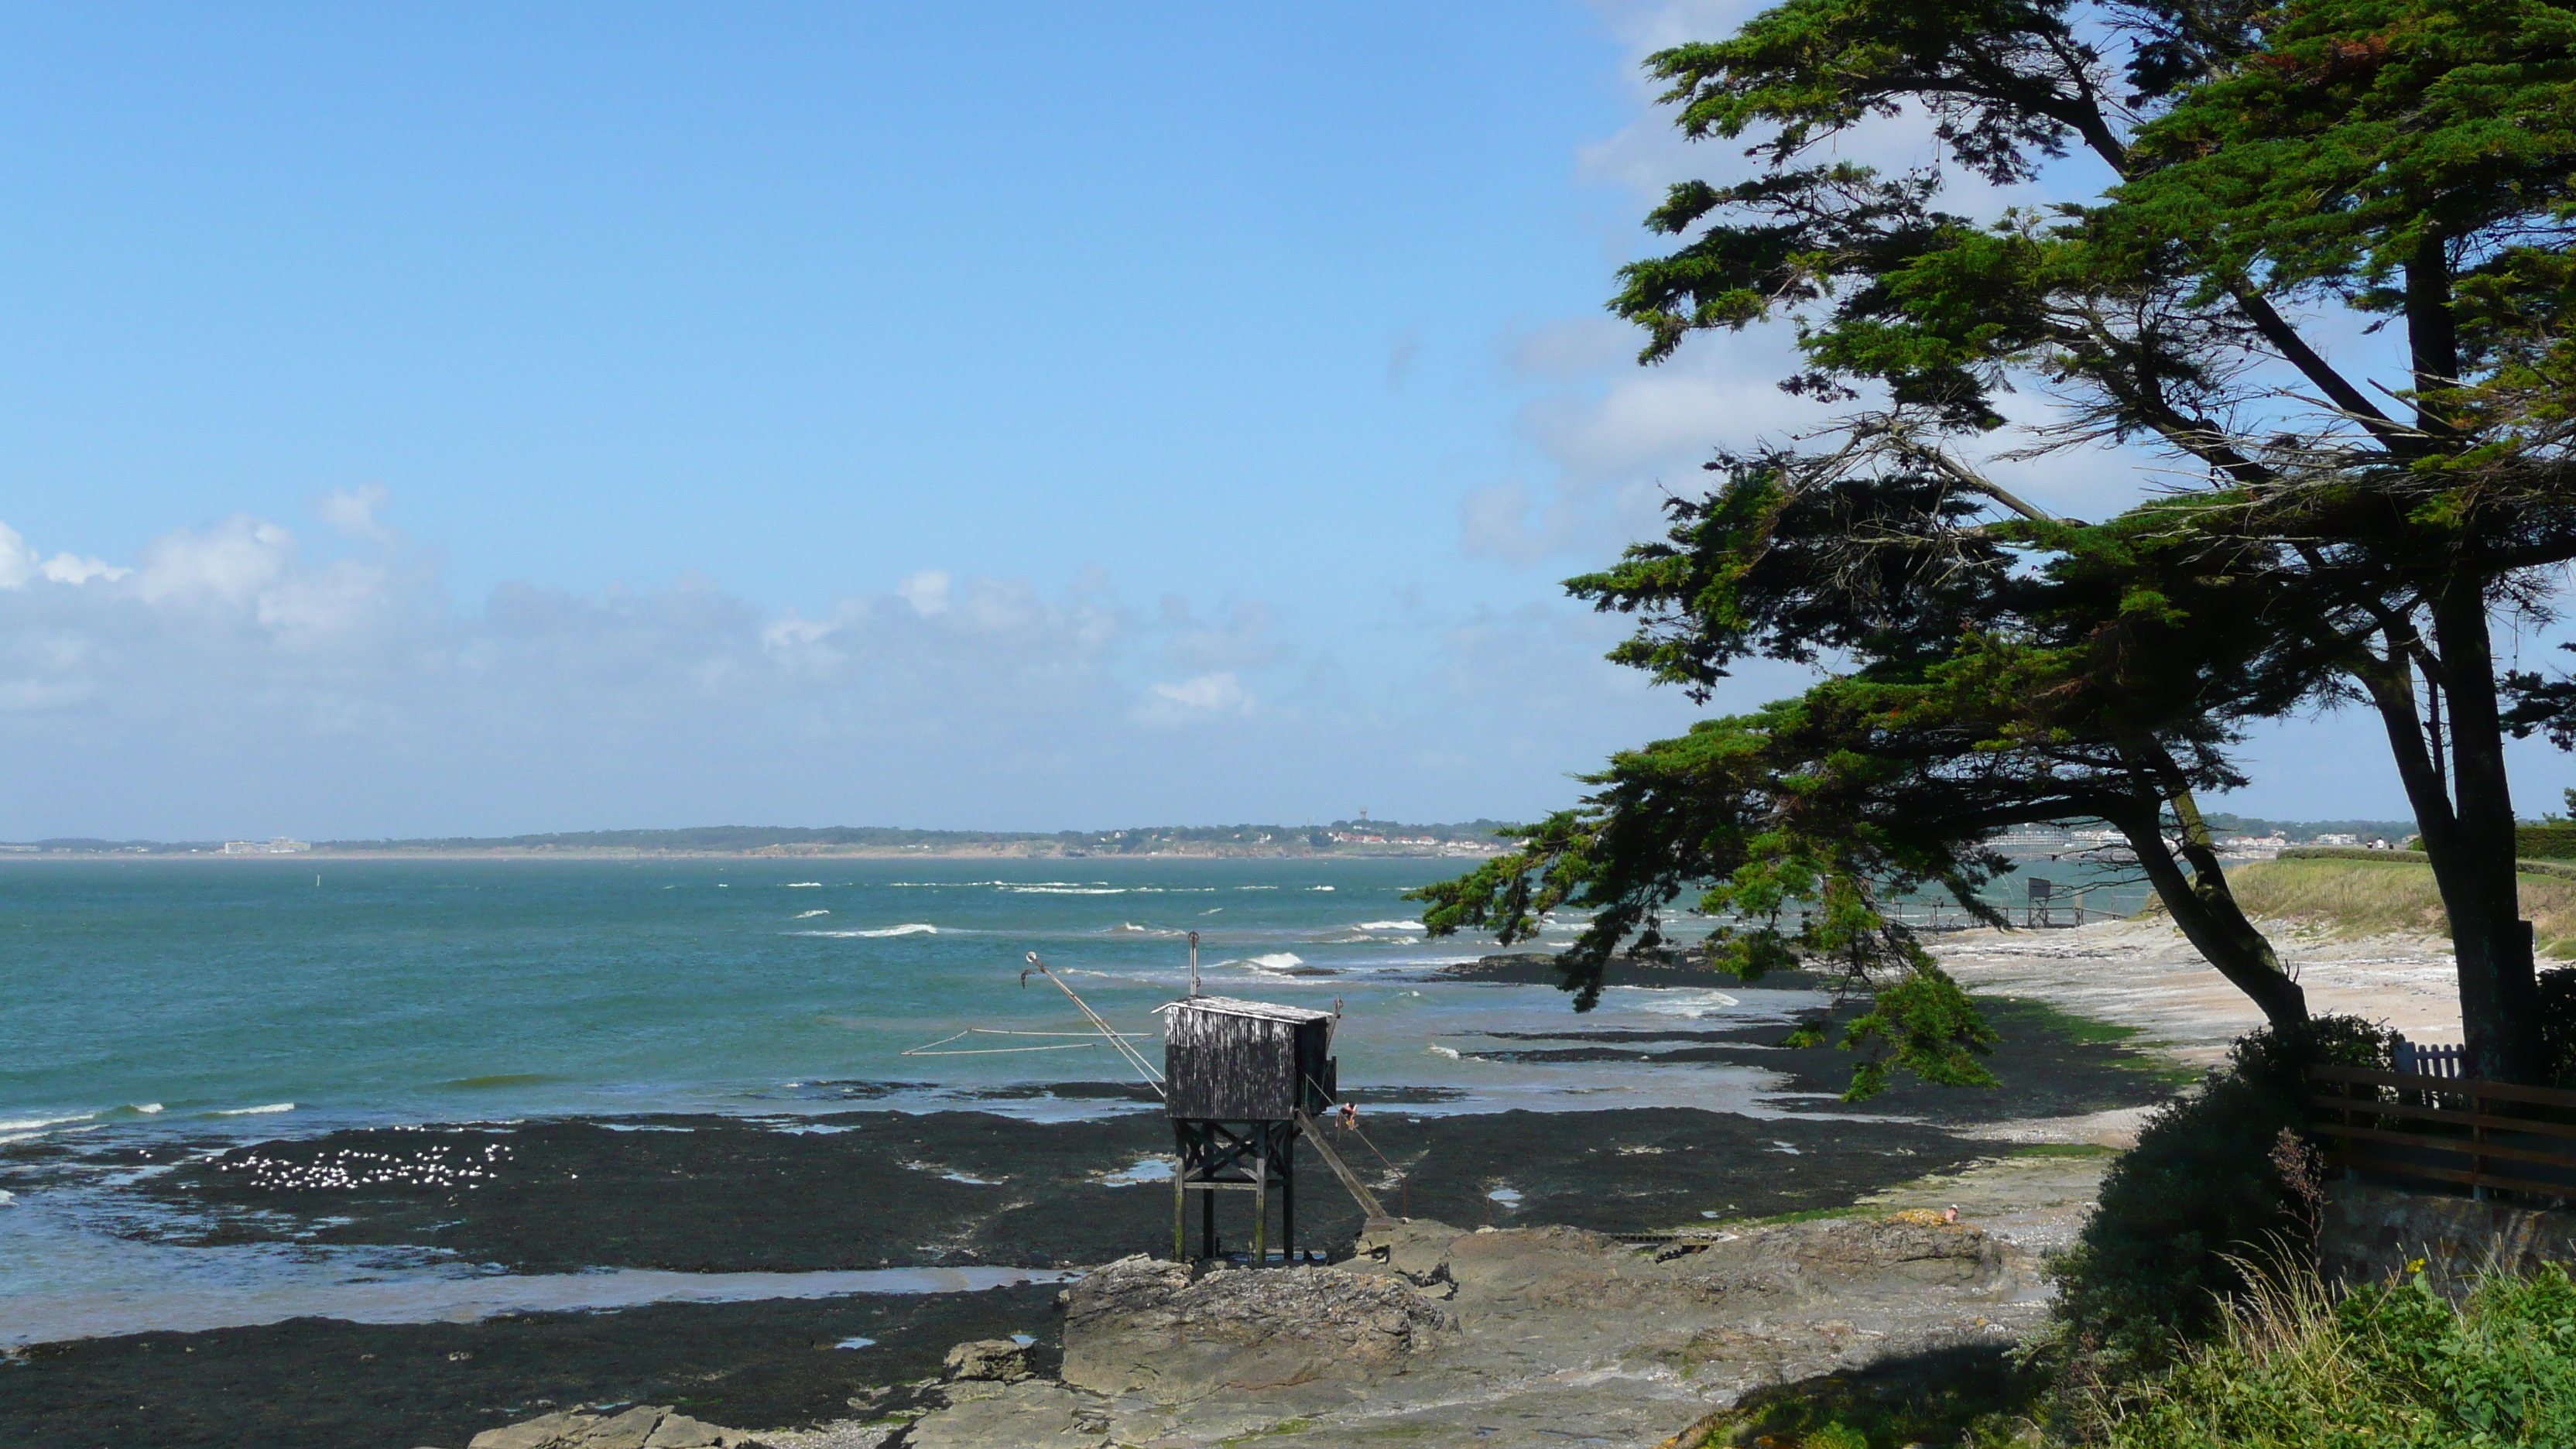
[
  {"left": 2112, "top": 796, "right": 2307, "bottom": 1029},
  {"left": 2431, "top": 587, "right": 2544, "bottom": 1082}
]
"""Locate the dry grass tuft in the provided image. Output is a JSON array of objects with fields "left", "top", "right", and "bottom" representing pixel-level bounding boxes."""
[{"left": 2218, "top": 858, "right": 2576, "bottom": 955}]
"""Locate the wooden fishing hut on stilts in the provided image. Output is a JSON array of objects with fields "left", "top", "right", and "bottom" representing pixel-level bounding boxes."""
[{"left": 1160, "top": 995, "right": 1351, "bottom": 1265}]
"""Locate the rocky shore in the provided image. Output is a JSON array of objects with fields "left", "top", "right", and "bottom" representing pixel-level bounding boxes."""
[
  {"left": 0, "top": 927, "right": 2216, "bottom": 1449},
  {"left": 454, "top": 1206, "right": 2052, "bottom": 1449}
]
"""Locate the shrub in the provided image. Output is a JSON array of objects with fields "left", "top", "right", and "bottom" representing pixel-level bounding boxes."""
[
  {"left": 2045, "top": 1016, "right": 2389, "bottom": 1385},
  {"left": 2091, "top": 1262, "right": 2576, "bottom": 1447},
  {"left": 1654, "top": 1345, "right": 2047, "bottom": 1448},
  {"left": 2519, "top": 823, "right": 2576, "bottom": 861},
  {"left": 2542, "top": 966, "right": 2576, "bottom": 1088}
]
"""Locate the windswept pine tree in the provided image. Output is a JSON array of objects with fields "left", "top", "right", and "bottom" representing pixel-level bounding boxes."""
[{"left": 1423, "top": 0, "right": 2576, "bottom": 1087}]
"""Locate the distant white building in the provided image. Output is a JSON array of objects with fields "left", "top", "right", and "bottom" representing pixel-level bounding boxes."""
[
  {"left": 222, "top": 838, "right": 311, "bottom": 855},
  {"left": 2313, "top": 832, "right": 2360, "bottom": 847},
  {"left": 1989, "top": 830, "right": 2075, "bottom": 854}
]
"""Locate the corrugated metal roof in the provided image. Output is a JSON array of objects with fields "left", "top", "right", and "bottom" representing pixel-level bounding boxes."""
[{"left": 1158, "top": 995, "right": 1334, "bottom": 1024}]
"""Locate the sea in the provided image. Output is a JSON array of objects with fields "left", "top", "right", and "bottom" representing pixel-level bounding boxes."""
[{"left": 0, "top": 855, "right": 1838, "bottom": 1345}]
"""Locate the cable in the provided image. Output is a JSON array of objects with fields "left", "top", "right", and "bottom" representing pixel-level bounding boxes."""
[{"left": 1023, "top": 952, "right": 1166, "bottom": 1095}]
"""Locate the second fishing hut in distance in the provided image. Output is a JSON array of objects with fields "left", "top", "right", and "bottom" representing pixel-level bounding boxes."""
[{"left": 1160, "top": 990, "right": 1388, "bottom": 1265}]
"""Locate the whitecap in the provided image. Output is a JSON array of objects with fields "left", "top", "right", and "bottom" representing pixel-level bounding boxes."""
[
  {"left": 1425, "top": 1043, "right": 1461, "bottom": 1060},
  {"left": 1355, "top": 920, "right": 1426, "bottom": 932},
  {"left": 786, "top": 882, "right": 824, "bottom": 888},
  {"left": 1003, "top": 886, "right": 1126, "bottom": 895},
  {"left": 793, "top": 909, "right": 831, "bottom": 919},
  {"left": 1236, "top": 952, "right": 1303, "bottom": 972},
  {"left": 132, "top": 1103, "right": 163, "bottom": 1115},
  {"left": 1307, "top": 886, "right": 1334, "bottom": 892},
  {"left": 827, "top": 923, "right": 937, "bottom": 939},
  {"left": 0, "top": 1113, "right": 94, "bottom": 1133},
  {"left": 1612, "top": 988, "right": 1740, "bottom": 1019},
  {"left": 213, "top": 1103, "right": 296, "bottom": 1116}
]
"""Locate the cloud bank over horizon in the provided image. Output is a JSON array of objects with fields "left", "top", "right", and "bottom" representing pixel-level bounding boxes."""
[{"left": 0, "top": 494, "right": 1726, "bottom": 840}]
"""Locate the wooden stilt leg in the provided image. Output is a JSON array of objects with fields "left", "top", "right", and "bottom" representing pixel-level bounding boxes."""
[
  {"left": 1281, "top": 1123, "right": 1296, "bottom": 1262},
  {"left": 1252, "top": 1145, "right": 1268, "bottom": 1267},
  {"left": 1173, "top": 1135, "right": 1187, "bottom": 1263}
]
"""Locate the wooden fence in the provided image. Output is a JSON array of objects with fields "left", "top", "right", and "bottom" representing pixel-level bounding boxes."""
[
  {"left": 2392, "top": 1040, "right": 2466, "bottom": 1080},
  {"left": 2307, "top": 1063, "right": 2576, "bottom": 1199}
]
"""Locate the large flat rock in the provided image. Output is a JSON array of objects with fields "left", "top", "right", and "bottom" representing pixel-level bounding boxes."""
[
  {"left": 1060, "top": 1255, "right": 1458, "bottom": 1400},
  {"left": 890, "top": 1211, "right": 2046, "bottom": 1448}
]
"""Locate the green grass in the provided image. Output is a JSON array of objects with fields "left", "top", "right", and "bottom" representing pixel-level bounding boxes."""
[
  {"left": 1219, "top": 1417, "right": 1315, "bottom": 1443},
  {"left": 2090, "top": 1262, "right": 2576, "bottom": 1447},
  {"left": 2007, "top": 1142, "right": 2119, "bottom": 1160},
  {"left": 1978, "top": 995, "right": 2199, "bottom": 1087},
  {"left": 1987, "top": 997, "right": 2146, "bottom": 1047},
  {"left": 1705, "top": 1203, "right": 1873, "bottom": 1230}
]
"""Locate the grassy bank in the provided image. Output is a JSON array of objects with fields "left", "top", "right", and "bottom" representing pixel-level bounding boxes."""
[{"left": 2215, "top": 856, "right": 2576, "bottom": 955}]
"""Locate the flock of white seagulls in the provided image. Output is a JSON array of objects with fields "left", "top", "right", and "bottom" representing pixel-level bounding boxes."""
[{"left": 214, "top": 1135, "right": 513, "bottom": 1193}]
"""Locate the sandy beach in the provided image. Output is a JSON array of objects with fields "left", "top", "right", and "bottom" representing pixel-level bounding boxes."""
[{"left": 1936, "top": 916, "right": 2465, "bottom": 1064}]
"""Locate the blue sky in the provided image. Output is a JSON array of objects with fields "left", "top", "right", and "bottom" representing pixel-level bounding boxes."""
[{"left": 0, "top": 2, "right": 2564, "bottom": 838}]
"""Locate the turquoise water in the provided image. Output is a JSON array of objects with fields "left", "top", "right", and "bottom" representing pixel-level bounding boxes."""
[
  {"left": 0, "top": 856, "right": 1838, "bottom": 1341},
  {"left": 0, "top": 856, "right": 1811, "bottom": 1133}
]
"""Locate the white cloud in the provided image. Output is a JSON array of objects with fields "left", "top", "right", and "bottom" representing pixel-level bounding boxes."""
[
  {"left": 1462, "top": 0, "right": 2093, "bottom": 568},
  {"left": 1464, "top": 323, "right": 1825, "bottom": 564},
  {"left": 0, "top": 523, "right": 35, "bottom": 589},
  {"left": 39, "top": 553, "right": 128, "bottom": 584},
  {"left": 896, "top": 569, "right": 953, "bottom": 617},
  {"left": 133, "top": 516, "right": 295, "bottom": 606},
  {"left": 1136, "top": 670, "right": 1254, "bottom": 726},
  {"left": 0, "top": 492, "right": 2466, "bottom": 834},
  {"left": 314, "top": 482, "right": 394, "bottom": 541},
  {"left": 0, "top": 521, "right": 130, "bottom": 588},
  {"left": 0, "top": 492, "right": 1755, "bottom": 834}
]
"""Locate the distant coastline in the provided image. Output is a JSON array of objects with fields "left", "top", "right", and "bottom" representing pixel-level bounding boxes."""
[{"left": 0, "top": 820, "right": 1518, "bottom": 861}]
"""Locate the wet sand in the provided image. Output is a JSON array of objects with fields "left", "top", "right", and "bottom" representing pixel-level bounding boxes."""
[{"left": 2, "top": 1292, "right": 1053, "bottom": 1449}]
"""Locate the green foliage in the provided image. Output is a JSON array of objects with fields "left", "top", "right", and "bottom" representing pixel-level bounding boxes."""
[
  {"left": 1834, "top": 961, "right": 2003, "bottom": 1096},
  {"left": 1435, "top": 0, "right": 2576, "bottom": 1093},
  {"left": 2094, "top": 1264, "right": 2576, "bottom": 1447},
  {"left": 2047, "top": 1016, "right": 2393, "bottom": 1383},
  {"left": 1609, "top": 0, "right": 2576, "bottom": 1080},
  {"left": 2539, "top": 966, "right": 2576, "bottom": 1086},
  {"left": 1670, "top": 1345, "right": 2048, "bottom": 1448},
  {"left": 1411, "top": 677, "right": 2071, "bottom": 1098}
]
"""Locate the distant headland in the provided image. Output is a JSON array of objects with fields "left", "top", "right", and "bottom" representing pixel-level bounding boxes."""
[{"left": 0, "top": 820, "right": 1522, "bottom": 860}]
